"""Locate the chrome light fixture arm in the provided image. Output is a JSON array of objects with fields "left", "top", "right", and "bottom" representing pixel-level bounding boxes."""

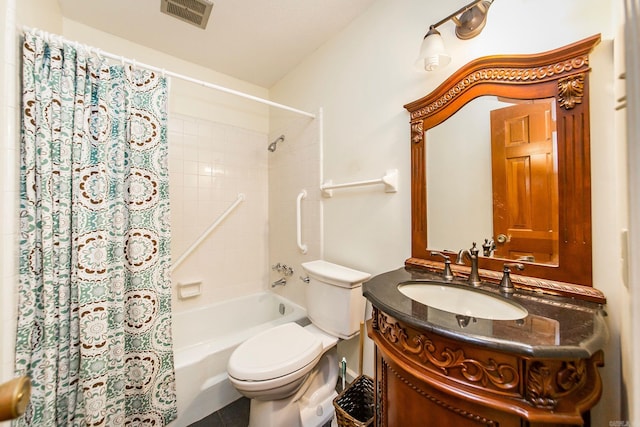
[{"left": 428, "top": 0, "right": 490, "bottom": 32}]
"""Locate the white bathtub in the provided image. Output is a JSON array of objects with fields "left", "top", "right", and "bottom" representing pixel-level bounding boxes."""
[{"left": 170, "top": 292, "right": 307, "bottom": 427}]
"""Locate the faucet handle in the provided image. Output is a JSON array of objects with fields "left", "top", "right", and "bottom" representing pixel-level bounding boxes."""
[
  {"left": 470, "top": 242, "right": 479, "bottom": 256},
  {"left": 283, "top": 265, "right": 294, "bottom": 277},
  {"left": 504, "top": 262, "right": 525, "bottom": 272},
  {"left": 482, "top": 238, "right": 496, "bottom": 257},
  {"left": 272, "top": 263, "right": 294, "bottom": 276},
  {"left": 430, "top": 251, "right": 454, "bottom": 281},
  {"left": 499, "top": 263, "right": 524, "bottom": 295}
]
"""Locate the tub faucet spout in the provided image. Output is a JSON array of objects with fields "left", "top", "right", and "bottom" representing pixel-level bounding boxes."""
[
  {"left": 271, "top": 278, "right": 287, "bottom": 288},
  {"left": 456, "top": 242, "right": 481, "bottom": 286}
]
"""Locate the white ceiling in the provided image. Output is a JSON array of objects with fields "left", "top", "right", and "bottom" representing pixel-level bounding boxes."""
[{"left": 57, "top": 0, "right": 377, "bottom": 88}]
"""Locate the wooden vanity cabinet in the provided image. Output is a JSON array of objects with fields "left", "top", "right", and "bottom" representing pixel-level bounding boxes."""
[{"left": 369, "top": 307, "right": 604, "bottom": 427}]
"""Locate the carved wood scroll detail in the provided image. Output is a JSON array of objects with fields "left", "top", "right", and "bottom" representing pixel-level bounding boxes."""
[
  {"left": 376, "top": 310, "right": 519, "bottom": 392},
  {"left": 410, "top": 55, "right": 589, "bottom": 121},
  {"left": 558, "top": 74, "right": 585, "bottom": 109},
  {"left": 526, "top": 363, "right": 557, "bottom": 408},
  {"left": 525, "top": 360, "right": 587, "bottom": 409},
  {"left": 411, "top": 121, "right": 423, "bottom": 144}
]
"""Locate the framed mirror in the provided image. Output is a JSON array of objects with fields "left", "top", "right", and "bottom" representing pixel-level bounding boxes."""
[{"left": 404, "top": 34, "right": 605, "bottom": 303}]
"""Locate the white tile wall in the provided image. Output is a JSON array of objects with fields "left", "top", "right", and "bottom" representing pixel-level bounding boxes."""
[
  {"left": 168, "top": 113, "right": 270, "bottom": 313},
  {"left": 268, "top": 112, "right": 322, "bottom": 307}
]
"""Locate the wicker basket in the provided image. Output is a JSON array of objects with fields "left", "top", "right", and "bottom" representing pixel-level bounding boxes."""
[{"left": 333, "top": 375, "right": 374, "bottom": 427}]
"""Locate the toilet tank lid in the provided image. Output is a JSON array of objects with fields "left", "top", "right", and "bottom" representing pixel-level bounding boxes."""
[{"left": 301, "top": 260, "right": 371, "bottom": 288}]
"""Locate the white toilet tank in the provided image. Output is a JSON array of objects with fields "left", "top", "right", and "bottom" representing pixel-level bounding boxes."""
[{"left": 301, "top": 260, "right": 371, "bottom": 340}]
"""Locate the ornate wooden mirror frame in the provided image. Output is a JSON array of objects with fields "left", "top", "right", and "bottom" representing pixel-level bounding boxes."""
[{"left": 404, "top": 34, "right": 605, "bottom": 303}]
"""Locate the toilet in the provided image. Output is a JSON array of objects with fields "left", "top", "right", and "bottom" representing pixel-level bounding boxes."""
[{"left": 227, "top": 260, "right": 371, "bottom": 427}]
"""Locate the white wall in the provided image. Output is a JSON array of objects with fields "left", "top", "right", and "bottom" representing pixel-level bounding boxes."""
[{"left": 271, "top": 0, "right": 627, "bottom": 424}]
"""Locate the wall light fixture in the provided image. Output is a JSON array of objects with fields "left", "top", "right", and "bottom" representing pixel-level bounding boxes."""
[{"left": 415, "top": 0, "right": 494, "bottom": 71}]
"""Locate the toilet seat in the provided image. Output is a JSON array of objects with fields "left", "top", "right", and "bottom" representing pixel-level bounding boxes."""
[{"left": 228, "top": 322, "right": 323, "bottom": 382}]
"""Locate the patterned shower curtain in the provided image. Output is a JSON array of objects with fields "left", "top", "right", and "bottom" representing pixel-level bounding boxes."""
[{"left": 15, "top": 31, "right": 177, "bottom": 426}]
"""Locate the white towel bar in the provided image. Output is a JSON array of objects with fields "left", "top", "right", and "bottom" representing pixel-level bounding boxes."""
[
  {"left": 171, "top": 193, "right": 245, "bottom": 273},
  {"left": 321, "top": 169, "right": 398, "bottom": 197},
  {"left": 296, "top": 190, "right": 308, "bottom": 254}
]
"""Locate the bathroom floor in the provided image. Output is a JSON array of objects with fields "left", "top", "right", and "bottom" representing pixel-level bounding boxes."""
[
  {"left": 187, "top": 397, "right": 250, "bottom": 427},
  {"left": 187, "top": 397, "right": 333, "bottom": 427}
]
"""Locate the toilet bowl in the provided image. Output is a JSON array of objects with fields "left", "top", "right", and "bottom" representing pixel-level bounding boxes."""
[
  {"left": 228, "top": 323, "right": 332, "bottom": 400},
  {"left": 228, "top": 323, "right": 339, "bottom": 427},
  {"left": 226, "top": 260, "right": 371, "bottom": 427}
]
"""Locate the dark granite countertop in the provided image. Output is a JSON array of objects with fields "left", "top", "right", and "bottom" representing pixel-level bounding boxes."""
[{"left": 363, "top": 267, "right": 608, "bottom": 359}]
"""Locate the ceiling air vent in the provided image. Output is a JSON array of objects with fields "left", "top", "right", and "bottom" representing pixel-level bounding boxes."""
[{"left": 161, "top": 0, "right": 213, "bottom": 29}]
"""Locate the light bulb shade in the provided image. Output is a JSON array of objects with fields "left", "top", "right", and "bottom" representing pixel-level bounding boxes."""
[{"left": 414, "top": 30, "right": 452, "bottom": 71}]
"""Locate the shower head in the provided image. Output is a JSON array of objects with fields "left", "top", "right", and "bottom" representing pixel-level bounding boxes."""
[{"left": 268, "top": 135, "right": 285, "bottom": 152}]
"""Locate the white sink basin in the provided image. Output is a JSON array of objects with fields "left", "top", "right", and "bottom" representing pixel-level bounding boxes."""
[{"left": 397, "top": 282, "right": 528, "bottom": 321}]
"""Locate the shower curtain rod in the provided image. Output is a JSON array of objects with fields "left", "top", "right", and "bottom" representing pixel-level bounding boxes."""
[{"left": 21, "top": 26, "right": 316, "bottom": 119}]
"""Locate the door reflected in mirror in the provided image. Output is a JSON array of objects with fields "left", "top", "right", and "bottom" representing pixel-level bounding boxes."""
[{"left": 426, "top": 97, "right": 559, "bottom": 266}]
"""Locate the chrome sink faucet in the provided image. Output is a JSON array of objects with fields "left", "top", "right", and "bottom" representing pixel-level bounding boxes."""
[{"left": 456, "top": 242, "right": 481, "bottom": 286}]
